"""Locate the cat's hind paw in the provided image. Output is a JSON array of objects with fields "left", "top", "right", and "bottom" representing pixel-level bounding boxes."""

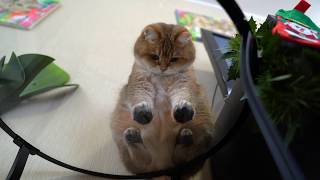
[
  {"left": 133, "top": 102, "right": 153, "bottom": 124},
  {"left": 177, "top": 128, "right": 193, "bottom": 145},
  {"left": 124, "top": 127, "right": 142, "bottom": 144},
  {"left": 173, "top": 100, "right": 195, "bottom": 123}
]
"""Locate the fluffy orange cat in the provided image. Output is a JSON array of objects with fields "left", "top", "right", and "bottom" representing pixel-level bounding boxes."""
[{"left": 111, "top": 23, "right": 215, "bottom": 178}]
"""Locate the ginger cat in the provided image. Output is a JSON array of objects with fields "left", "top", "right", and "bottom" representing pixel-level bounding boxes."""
[{"left": 111, "top": 23, "right": 215, "bottom": 177}]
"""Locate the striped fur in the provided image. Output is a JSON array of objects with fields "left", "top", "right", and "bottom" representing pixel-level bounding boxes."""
[{"left": 111, "top": 23, "right": 215, "bottom": 178}]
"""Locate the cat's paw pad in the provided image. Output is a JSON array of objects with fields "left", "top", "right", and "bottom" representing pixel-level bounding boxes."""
[
  {"left": 124, "top": 127, "right": 142, "bottom": 144},
  {"left": 173, "top": 100, "right": 195, "bottom": 123},
  {"left": 177, "top": 128, "right": 193, "bottom": 145},
  {"left": 133, "top": 102, "right": 153, "bottom": 124}
]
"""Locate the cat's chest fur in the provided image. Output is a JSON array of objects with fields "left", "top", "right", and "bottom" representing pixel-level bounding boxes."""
[
  {"left": 144, "top": 74, "right": 181, "bottom": 143},
  {"left": 150, "top": 74, "right": 179, "bottom": 104}
]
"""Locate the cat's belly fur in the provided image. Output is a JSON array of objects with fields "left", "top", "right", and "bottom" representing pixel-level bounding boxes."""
[
  {"left": 150, "top": 75, "right": 174, "bottom": 123},
  {"left": 134, "top": 75, "right": 182, "bottom": 147},
  {"left": 112, "top": 73, "right": 213, "bottom": 172}
]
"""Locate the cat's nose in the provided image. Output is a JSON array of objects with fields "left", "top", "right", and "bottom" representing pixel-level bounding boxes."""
[{"left": 160, "top": 66, "right": 167, "bottom": 72}]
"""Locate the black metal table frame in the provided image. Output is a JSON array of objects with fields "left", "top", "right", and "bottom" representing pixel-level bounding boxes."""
[{"left": 0, "top": 0, "right": 306, "bottom": 179}]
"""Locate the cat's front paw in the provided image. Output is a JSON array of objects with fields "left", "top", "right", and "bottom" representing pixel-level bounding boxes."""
[
  {"left": 173, "top": 100, "right": 195, "bottom": 123},
  {"left": 124, "top": 127, "right": 142, "bottom": 144},
  {"left": 133, "top": 102, "right": 153, "bottom": 124}
]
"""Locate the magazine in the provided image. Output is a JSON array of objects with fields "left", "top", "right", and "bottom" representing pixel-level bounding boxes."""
[
  {"left": 0, "top": 0, "right": 60, "bottom": 30},
  {"left": 175, "top": 9, "right": 236, "bottom": 41}
]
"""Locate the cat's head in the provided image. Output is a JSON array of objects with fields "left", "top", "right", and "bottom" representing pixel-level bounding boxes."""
[{"left": 134, "top": 23, "right": 195, "bottom": 75}]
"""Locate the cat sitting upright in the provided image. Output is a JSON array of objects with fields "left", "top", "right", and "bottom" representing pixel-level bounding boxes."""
[{"left": 111, "top": 23, "right": 215, "bottom": 177}]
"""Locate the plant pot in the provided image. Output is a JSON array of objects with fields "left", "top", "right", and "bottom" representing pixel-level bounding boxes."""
[{"left": 214, "top": 0, "right": 320, "bottom": 179}]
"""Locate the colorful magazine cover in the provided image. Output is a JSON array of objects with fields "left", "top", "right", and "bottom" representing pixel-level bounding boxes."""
[
  {"left": 175, "top": 9, "right": 236, "bottom": 41},
  {"left": 0, "top": 0, "right": 60, "bottom": 30}
]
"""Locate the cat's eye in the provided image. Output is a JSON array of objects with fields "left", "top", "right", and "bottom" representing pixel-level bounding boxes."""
[
  {"left": 150, "top": 54, "right": 159, "bottom": 61},
  {"left": 170, "top": 57, "right": 179, "bottom": 63}
]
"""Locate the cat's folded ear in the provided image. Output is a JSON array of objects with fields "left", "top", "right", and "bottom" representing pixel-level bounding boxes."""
[
  {"left": 176, "top": 31, "right": 192, "bottom": 46},
  {"left": 143, "top": 26, "right": 158, "bottom": 43}
]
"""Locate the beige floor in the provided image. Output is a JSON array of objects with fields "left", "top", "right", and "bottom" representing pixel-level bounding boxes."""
[{"left": 0, "top": 0, "right": 237, "bottom": 179}]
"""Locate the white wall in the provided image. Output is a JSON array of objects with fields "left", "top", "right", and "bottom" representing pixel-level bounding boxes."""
[{"left": 186, "top": 0, "right": 320, "bottom": 25}]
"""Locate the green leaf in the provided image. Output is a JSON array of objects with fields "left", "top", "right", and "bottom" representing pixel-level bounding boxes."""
[
  {"left": 0, "top": 54, "right": 24, "bottom": 101},
  {"left": 290, "top": 75, "right": 304, "bottom": 87},
  {"left": 20, "top": 62, "right": 71, "bottom": 98},
  {"left": 18, "top": 54, "right": 54, "bottom": 90},
  {"left": 269, "top": 74, "right": 292, "bottom": 82},
  {"left": 248, "top": 17, "right": 257, "bottom": 33},
  {"left": 223, "top": 33, "right": 241, "bottom": 80},
  {"left": 0, "top": 52, "right": 78, "bottom": 115},
  {"left": 222, "top": 51, "right": 238, "bottom": 60},
  {"left": 229, "top": 34, "right": 241, "bottom": 50},
  {"left": 21, "top": 84, "right": 79, "bottom": 100},
  {"left": 0, "top": 56, "right": 7, "bottom": 85},
  {"left": 0, "top": 56, "right": 5, "bottom": 70},
  {"left": 240, "top": 95, "right": 247, "bottom": 101},
  {"left": 227, "top": 60, "right": 240, "bottom": 80},
  {"left": 0, "top": 54, "right": 54, "bottom": 101},
  {"left": 256, "top": 20, "right": 272, "bottom": 37},
  {"left": 296, "top": 99, "right": 309, "bottom": 108},
  {"left": 284, "top": 124, "right": 297, "bottom": 145},
  {"left": 1, "top": 52, "right": 25, "bottom": 82}
]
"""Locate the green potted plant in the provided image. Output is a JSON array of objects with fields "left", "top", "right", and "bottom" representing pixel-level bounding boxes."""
[
  {"left": 0, "top": 52, "right": 78, "bottom": 115},
  {"left": 223, "top": 1, "right": 320, "bottom": 143}
]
